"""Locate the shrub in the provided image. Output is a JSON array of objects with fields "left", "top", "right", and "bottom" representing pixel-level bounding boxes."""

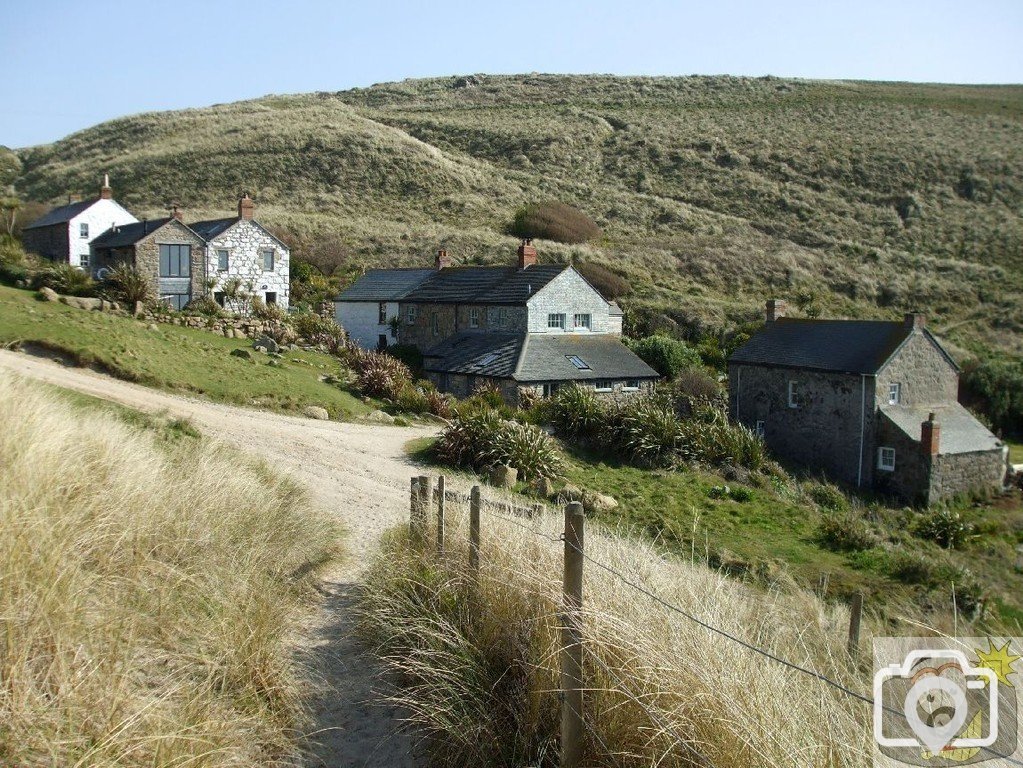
[
  {"left": 728, "top": 486, "right": 754, "bottom": 502},
  {"left": 670, "top": 368, "right": 721, "bottom": 407},
  {"left": 575, "top": 262, "right": 631, "bottom": 300},
  {"left": 292, "top": 311, "right": 347, "bottom": 351},
  {"left": 104, "top": 264, "right": 153, "bottom": 306},
  {"left": 807, "top": 482, "right": 849, "bottom": 512},
  {"left": 251, "top": 296, "right": 287, "bottom": 322},
  {"left": 542, "top": 384, "right": 605, "bottom": 443},
  {"left": 912, "top": 508, "right": 974, "bottom": 550},
  {"left": 816, "top": 511, "right": 877, "bottom": 552},
  {"left": 961, "top": 357, "right": 1023, "bottom": 437},
  {"left": 183, "top": 295, "right": 222, "bottom": 317},
  {"left": 385, "top": 343, "right": 424, "bottom": 372},
  {"left": 435, "top": 410, "right": 562, "bottom": 480},
  {"left": 601, "top": 399, "right": 684, "bottom": 468},
  {"left": 32, "top": 263, "right": 96, "bottom": 297},
  {"left": 510, "top": 201, "right": 602, "bottom": 244},
  {"left": 396, "top": 385, "right": 431, "bottom": 414},
  {"left": 625, "top": 334, "right": 702, "bottom": 378}
]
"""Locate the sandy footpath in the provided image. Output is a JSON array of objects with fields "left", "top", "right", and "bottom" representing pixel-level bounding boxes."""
[{"left": 0, "top": 348, "right": 435, "bottom": 767}]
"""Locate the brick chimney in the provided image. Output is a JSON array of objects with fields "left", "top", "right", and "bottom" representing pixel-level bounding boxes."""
[
  {"left": 238, "top": 194, "right": 254, "bottom": 221},
  {"left": 436, "top": 248, "right": 451, "bottom": 270},
  {"left": 99, "top": 173, "right": 112, "bottom": 200},
  {"left": 904, "top": 312, "right": 926, "bottom": 330},
  {"left": 921, "top": 412, "right": 941, "bottom": 456},
  {"left": 170, "top": 204, "right": 183, "bottom": 221},
  {"left": 765, "top": 299, "right": 788, "bottom": 323},
  {"left": 517, "top": 238, "right": 537, "bottom": 269}
]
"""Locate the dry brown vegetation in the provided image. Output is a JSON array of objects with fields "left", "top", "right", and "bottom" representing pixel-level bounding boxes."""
[{"left": 0, "top": 372, "right": 341, "bottom": 766}]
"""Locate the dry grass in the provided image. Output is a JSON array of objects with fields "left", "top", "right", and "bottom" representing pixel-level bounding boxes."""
[
  {"left": 0, "top": 370, "right": 341, "bottom": 766},
  {"left": 363, "top": 490, "right": 878, "bottom": 767}
]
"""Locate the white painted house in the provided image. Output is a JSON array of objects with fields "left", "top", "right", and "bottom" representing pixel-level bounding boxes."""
[
  {"left": 335, "top": 263, "right": 437, "bottom": 349},
  {"left": 189, "top": 195, "right": 291, "bottom": 310},
  {"left": 22, "top": 176, "right": 138, "bottom": 270}
]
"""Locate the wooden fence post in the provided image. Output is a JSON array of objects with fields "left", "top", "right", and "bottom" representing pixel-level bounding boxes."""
[
  {"left": 561, "top": 501, "right": 585, "bottom": 768},
  {"left": 437, "top": 475, "right": 446, "bottom": 556},
  {"left": 469, "top": 485, "right": 481, "bottom": 578},
  {"left": 409, "top": 477, "right": 419, "bottom": 538},
  {"left": 847, "top": 592, "right": 863, "bottom": 656}
]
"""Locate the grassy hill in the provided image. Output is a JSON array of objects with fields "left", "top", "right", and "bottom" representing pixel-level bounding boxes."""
[{"left": 12, "top": 74, "right": 1023, "bottom": 358}]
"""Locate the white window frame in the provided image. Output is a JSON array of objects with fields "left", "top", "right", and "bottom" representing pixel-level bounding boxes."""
[
  {"left": 755, "top": 420, "right": 765, "bottom": 438},
  {"left": 548, "top": 313, "right": 566, "bottom": 330},
  {"left": 79, "top": 222, "right": 89, "bottom": 239},
  {"left": 787, "top": 380, "right": 800, "bottom": 408},
  {"left": 217, "top": 249, "right": 230, "bottom": 272},
  {"left": 887, "top": 382, "right": 901, "bottom": 405},
  {"left": 378, "top": 302, "right": 388, "bottom": 324},
  {"left": 80, "top": 252, "right": 90, "bottom": 269},
  {"left": 573, "top": 313, "right": 591, "bottom": 330},
  {"left": 262, "top": 249, "right": 275, "bottom": 272},
  {"left": 406, "top": 305, "right": 417, "bottom": 325},
  {"left": 623, "top": 380, "right": 640, "bottom": 391},
  {"left": 469, "top": 307, "right": 480, "bottom": 328},
  {"left": 566, "top": 354, "right": 590, "bottom": 370},
  {"left": 877, "top": 447, "right": 896, "bottom": 472},
  {"left": 594, "top": 380, "right": 613, "bottom": 392}
]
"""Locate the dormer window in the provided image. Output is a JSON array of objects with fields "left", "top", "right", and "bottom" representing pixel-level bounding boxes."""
[{"left": 888, "top": 382, "right": 901, "bottom": 405}]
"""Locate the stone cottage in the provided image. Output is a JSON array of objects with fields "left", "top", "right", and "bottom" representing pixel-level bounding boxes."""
[
  {"left": 336, "top": 241, "right": 658, "bottom": 403},
  {"left": 335, "top": 264, "right": 436, "bottom": 349},
  {"left": 728, "top": 300, "right": 1006, "bottom": 504},
  {"left": 21, "top": 176, "right": 138, "bottom": 270}
]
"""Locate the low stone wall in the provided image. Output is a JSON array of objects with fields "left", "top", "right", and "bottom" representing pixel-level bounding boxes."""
[
  {"left": 927, "top": 449, "right": 1006, "bottom": 503},
  {"left": 134, "top": 308, "right": 281, "bottom": 339}
]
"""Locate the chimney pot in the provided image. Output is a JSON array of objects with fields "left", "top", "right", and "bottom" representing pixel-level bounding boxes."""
[
  {"left": 238, "top": 193, "right": 254, "bottom": 221},
  {"left": 921, "top": 413, "right": 941, "bottom": 456},
  {"left": 100, "top": 173, "right": 112, "bottom": 200},
  {"left": 904, "top": 312, "right": 926, "bottom": 330},
  {"left": 435, "top": 248, "right": 451, "bottom": 270},
  {"left": 517, "top": 238, "right": 538, "bottom": 269},
  {"left": 170, "top": 205, "right": 183, "bottom": 221},
  {"left": 765, "top": 299, "right": 788, "bottom": 323}
]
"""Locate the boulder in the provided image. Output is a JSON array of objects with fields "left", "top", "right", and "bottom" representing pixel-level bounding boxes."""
[
  {"left": 38, "top": 286, "right": 59, "bottom": 302},
  {"left": 253, "top": 335, "right": 280, "bottom": 354},
  {"left": 489, "top": 464, "right": 518, "bottom": 489},
  {"left": 60, "top": 296, "right": 103, "bottom": 311},
  {"left": 557, "top": 484, "right": 583, "bottom": 503},
  {"left": 230, "top": 348, "right": 252, "bottom": 360},
  {"left": 582, "top": 491, "right": 618, "bottom": 513},
  {"left": 721, "top": 463, "right": 752, "bottom": 485},
  {"left": 148, "top": 323, "right": 159, "bottom": 331},
  {"left": 365, "top": 409, "right": 396, "bottom": 424},
  {"left": 134, "top": 301, "right": 145, "bottom": 316},
  {"left": 532, "top": 476, "right": 557, "bottom": 499},
  {"left": 302, "top": 406, "right": 330, "bottom": 420}
]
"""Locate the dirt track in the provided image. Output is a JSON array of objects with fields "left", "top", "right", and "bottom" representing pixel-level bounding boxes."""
[{"left": 0, "top": 348, "right": 434, "bottom": 767}]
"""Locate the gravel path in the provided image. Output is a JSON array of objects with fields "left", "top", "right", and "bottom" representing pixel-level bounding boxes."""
[{"left": 0, "top": 348, "right": 435, "bottom": 767}]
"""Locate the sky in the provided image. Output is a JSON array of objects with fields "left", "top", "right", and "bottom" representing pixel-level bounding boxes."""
[{"left": 2, "top": 0, "right": 1021, "bottom": 148}]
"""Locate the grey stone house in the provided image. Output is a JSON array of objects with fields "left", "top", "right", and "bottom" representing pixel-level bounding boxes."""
[
  {"left": 728, "top": 300, "right": 1006, "bottom": 504},
  {"left": 336, "top": 241, "right": 658, "bottom": 403}
]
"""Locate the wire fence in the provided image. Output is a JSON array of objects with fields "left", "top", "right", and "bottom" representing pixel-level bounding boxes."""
[{"left": 409, "top": 475, "right": 1023, "bottom": 767}]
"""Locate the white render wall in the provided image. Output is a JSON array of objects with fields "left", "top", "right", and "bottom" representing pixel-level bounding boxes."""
[
  {"left": 526, "top": 267, "right": 619, "bottom": 334},
  {"left": 337, "top": 300, "right": 399, "bottom": 349},
  {"left": 205, "top": 220, "right": 290, "bottom": 309},
  {"left": 70, "top": 199, "right": 137, "bottom": 270}
]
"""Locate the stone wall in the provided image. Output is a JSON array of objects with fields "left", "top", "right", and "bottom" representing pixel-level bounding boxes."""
[
  {"left": 22, "top": 224, "right": 68, "bottom": 263},
  {"left": 729, "top": 363, "right": 876, "bottom": 488},
  {"left": 927, "top": 450, "right": 1006, "bottom": 504},
  {"left": 875, "top": 330, "right": 959, "bottom": 407},
  {"left": 206, "top": 220, "right": 290, "bottom": 310},
  {"left": 398, "top": 303, "right": 458, "bottom": 348},
  {"left": 133, "top": 220, "right": 207, "bottom": 301},
  {"left": 874, "top": 415, "right": 930, "bottom": 502}
]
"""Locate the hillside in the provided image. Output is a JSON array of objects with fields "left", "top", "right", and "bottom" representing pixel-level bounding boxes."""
[{"left": 12, "top": 74, "right": 1023, "bottom": 357}]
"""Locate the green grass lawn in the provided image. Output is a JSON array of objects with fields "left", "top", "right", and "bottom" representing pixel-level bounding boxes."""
[
  {"left": 1007, "top": 437, "right": 1023, "bottom": 464},
  {"left": 0, "top": 284, "right": 371, "bottom": 419}
]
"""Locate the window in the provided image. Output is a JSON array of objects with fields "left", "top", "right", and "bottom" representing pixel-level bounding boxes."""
[
  {"left": 265, "top": 292, "right": 277, "bottom": 305},
  {"left": 878, "top": 447, "right": 896, "bottom": 472},
  {"left": 787, "top": 380, "right": 800, "bottom": 408},
  {"left": 566, "top": 355, "right": 590, "bottom": 370},
  {"left": 548, "top": 313, "right": 566, "bottom": 330},
  {"left": 573, "top": 313, "right": 591, "bottom": 330},
  {"left": 473, "top": 352, "right": 499, "bottom": 370},
  {"left": 542, "top": 383, "right": 560, "bottom": 398},
  {"left": 160, "top": 293, "right": 190, "bottom": 311},
  {"left": 79, "top": 223, "right": 89, "bottom": 239},
  {"left": 217, "top": 249, "right": 229, "bottom": 271},
  {"left": 406, "top": 305, "right": 417, "bottom": 325},
  {"left": 378, "top": 302, "right": 388, "bottom": 324},
  {"left": 594, "top": 380, "right": 613, "bottom": 392},
  {"left": 469, "top": 307, "right": 480, "bottom": 328},
  {"left": 80, "top": 253, "right": 90, "bottom": 269},
  {"left": 755, "top": 420, "right": 765, "bottom": 438},
  {"left": 431, "top": 313, "right": 439, "bottom": 336},
  {"left": 887, "top": 382, "right": 901, "bottom": 405},
  {"left": 623, "top": 380, "right": 640, "bottom": 391},
  {"left": 158, "top": 244, "right": 191, "bottom": 277},
  {"left": 262, "top": 249, "right": 275, "bottom": 271}
]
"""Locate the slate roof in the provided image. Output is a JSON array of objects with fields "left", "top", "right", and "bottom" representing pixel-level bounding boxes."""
[
  {"left": 881, "top": 404, "right": 1002, "bottom": 455},
  {"left": 23, "top": 200, "right": 96, "bottom": 230},
  {"left": 403, "top": 264, "right": 568, "bottom": 304},
  {"left": 188, "top": 217, "right": 237, "bottom": 241},
  {"left": 728, "top": 318, "right": 957, "bottom": 374},
  {"left": 423, "top": 332, "right": 659, "bottom": 383},
  {"left": 90, "top": 218, "right": 174, "bottom": 248},
  {"left": 336, "top": 269, "right": 437, "bottom": 302}
]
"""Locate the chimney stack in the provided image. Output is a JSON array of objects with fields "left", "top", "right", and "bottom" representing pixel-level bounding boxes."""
[
  {"left": 170, "top": 204, "right": 183, "bottom": 221},
  {"left": 100, "top": 173, "right": 112, "bottom": 200},
  {"left": 517, "top": 238, "right": 537, "bottom": 269},
  {"left": 904, "top": 312, "right": 926, "bottom": 330},
  {"left": 765, "top": 299, "right": 788, "bottom": 323},
  {"left": 435, "top": 248, "right": 451, "bottom": 270},
  {"left": 921, "top": 412, "right": 941, "bottom": 456},
  {"left": 238, "top": 193, "right": 254, "bottom": 221}
]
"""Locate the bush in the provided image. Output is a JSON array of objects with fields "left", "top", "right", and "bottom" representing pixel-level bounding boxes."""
[
  {"left": 961, "top": 357, "right": 1023, "bottom": 437},
  {"left": 251, "top": 296, "right": 287, "bottom": 322},
  {"left": 103, "top": 264, "right": 153, "bottom": 306},
  {"left": 912, "top": 508, "right": 974, "bottom": 550},
  {"left": 540, "top": 385, "right": 605, "bottom": 443},
  {"left": 816, "top": 511, "right": 877, "bottom": 552},
  {"left": 669, "top": 368, "right": 721, "bottom": 407},
  {"left": 385, "top": 343, "right": 424, "bottom": 372},
  {"left": 183, "top": 295, "right": 222, "bottom": 317},
  {"left": 509, "top": 201, "right": 602, "bottom": 244},
  {"left": 292, "top": 311, "right": 347, "bottom": 351},
  {"left": 625, "top": 334, "right": 702, "bottom": 379},
  {"left": 575, "top": 262, "right": 631, "bottom": 300},
  {"left": 808, "top": 482, "right": 849, "bottom": 512},
  {"left": 435, "top": 410, "right": 562, "bottom": 480},
  {"left": 32, "top": 263, "right": 96, "bottom": 297},
  {"left": 601, "top": 399, "right": 684, "bottom": 468}
]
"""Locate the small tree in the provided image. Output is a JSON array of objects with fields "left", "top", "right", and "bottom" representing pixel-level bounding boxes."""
[
  {"left": 0, "top": 197, "right": 21, "bottom": 236},
  {"left": 625, "top": 335, "right": 702, "bottom": 379}
]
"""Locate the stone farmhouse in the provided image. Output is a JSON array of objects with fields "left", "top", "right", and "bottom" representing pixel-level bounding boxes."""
[
  {"left": 21, "top": 176, "right": 138, "bottom": 270},
  {"left": 336, "top": 241, "right": 658, "bottom": 403},
  {"left": 728, "top": 300, "right": 1007, "bottom": 504},
  {"left": 88, "top": 195, "right": 289, "bottom": 311}
]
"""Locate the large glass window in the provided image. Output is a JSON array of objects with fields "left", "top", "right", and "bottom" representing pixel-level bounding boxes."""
[{"left": 159, "top": 244, "right": 191, "bottom": 277}]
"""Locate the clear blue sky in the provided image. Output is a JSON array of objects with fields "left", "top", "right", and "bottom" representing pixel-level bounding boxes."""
[{"left": 2, "top": 0, "right": 1021, "bottom": 148}]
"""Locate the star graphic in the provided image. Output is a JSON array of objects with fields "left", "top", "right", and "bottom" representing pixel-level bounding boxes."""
[{"left": 975, "top": 640, "right": 1021, "bottom": 687}]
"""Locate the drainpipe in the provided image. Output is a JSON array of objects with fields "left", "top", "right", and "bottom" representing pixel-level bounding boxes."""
[{"left": 857, "top": 374, "right": 869, "bottom": 487}]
